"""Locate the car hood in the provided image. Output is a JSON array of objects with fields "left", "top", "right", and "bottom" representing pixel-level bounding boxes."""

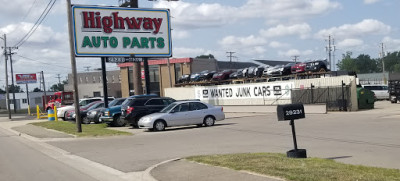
[
  {"left": 58, "top": 105, "right": 74, "bottom": 111},
  {"left": 142, "top": 112, "right": 168, "bottom": 119}
]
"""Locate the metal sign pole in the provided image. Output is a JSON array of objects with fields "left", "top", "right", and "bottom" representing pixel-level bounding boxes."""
[
  {"left": 289, "top": 119, "right": 298, "bottom": 151},
  {"left": 101, "top": 57, "right": 109, "bottom": 108},
  {"left": 66, "top": 0, "right": 81, "bottom": 132}
]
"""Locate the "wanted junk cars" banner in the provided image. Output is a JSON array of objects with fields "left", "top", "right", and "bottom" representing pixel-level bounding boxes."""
[{"left": 195, "top": 82, "right": 294, "bottom": 101}]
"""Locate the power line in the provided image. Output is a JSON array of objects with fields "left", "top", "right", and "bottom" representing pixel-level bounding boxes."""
[
  {"left": 9, "top": 0, "right": 38, "bottom": 36},
  {"left": 14, "top": 0, "right": 57, "bottom": 47}
]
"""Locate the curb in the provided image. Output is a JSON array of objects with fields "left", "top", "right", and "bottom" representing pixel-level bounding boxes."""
[{"left": 141, "top": 158, "right": 182, "bottom": 181}]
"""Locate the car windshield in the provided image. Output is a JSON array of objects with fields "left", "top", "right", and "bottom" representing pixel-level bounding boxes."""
[
  {"left": 108, "top": 98, "right": 125, "bottom": 107},
  {"left": 159, "top": 102, "right": 178, "bottom": 113}
]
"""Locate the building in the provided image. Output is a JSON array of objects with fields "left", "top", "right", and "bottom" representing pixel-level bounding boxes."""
[
  {"left": 64, "top": 70, "right": 122, "bottom": 99},
  {"left": 0, "top": 91, "right": 55, "bottom": 110},
  {"left": 118, "top": 58, "right": 219, "bottom": 97},
  {"left": 118, "top": 58, "right": 296, "bottom": 97}
]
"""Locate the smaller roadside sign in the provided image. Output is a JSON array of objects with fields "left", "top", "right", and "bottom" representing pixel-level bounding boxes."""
[
  {"left": 16, "top": 73, "right": 37, "bottom": 84},
  {"left": 106, "top": 57, "right": 142, "bottom": 63}
]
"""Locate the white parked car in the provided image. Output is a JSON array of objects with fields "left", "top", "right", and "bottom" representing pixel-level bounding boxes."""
[
  {"left": 138, "top": 101, "right": 225, "bottom": 131},
  {"left": 362, "top": 85, "right": 389, "bottom": 100},
  {"left": 57, "top": 97, "right": 105, "bottom": 120}
]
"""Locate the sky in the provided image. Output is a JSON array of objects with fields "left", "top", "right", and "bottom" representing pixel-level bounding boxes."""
[{"left": 0, "top": 0, "right": 399, "bottom": 90}]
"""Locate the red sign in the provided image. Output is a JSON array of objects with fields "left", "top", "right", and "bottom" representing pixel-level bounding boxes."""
[{"left": 16, "top": 73, "right": 37, "bottom": 84}]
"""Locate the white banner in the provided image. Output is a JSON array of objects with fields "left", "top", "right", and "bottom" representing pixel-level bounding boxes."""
[
  {"left": 195, "top": 82, "right": 294, "bottom": 100},
  {"left": 71, "top": 5, "right": 171, "bottom": 57}
]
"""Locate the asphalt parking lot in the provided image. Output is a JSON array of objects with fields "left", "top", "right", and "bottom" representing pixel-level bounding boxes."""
[{"left": 44, "top": 101, "right": 400, "bottom": 173}]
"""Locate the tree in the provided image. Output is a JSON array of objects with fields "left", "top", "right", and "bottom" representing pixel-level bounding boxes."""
[
  {"left": 382, "top": 51, "right": 400, "bottom": 73},
  {"left": 50, "top": 83, "right": 64, "bottom": 92},
  {"left": 0, "top": 88, "right": 5, "bottom": 94},
  {"left": 33, "top": 87, "right": 42, "bottom": 92},
  {"left": 337, "top": 52, "right": 379, "bottom": 73},
  {"left": 196, "top": 54, "right": 215, "bottom": 59},
  {"left": 8, "top": 85, "right": 22, "bottom": 93}
]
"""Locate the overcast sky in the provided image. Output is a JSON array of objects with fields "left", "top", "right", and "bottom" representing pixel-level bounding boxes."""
[{"left": 0, "top": 0, "right": 399, "bottom": 90}]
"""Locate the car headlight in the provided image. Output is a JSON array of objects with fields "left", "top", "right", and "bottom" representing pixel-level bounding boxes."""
[
  {"left": 104, "top": 111, "right": 110, "bottom": 116},
  {"left": 140, "top": 117, "right": 151, "bottom": 122}
]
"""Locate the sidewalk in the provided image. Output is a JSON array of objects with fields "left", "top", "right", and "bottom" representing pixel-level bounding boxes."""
[{"left": 0, "top": 113, "right": 283, "bottom": 181}]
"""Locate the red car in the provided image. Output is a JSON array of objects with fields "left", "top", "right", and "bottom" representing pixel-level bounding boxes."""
[
  {"left": 212, "top": 70, "right": 234, "bottom": 81},
  {"left": 291, "top": 63, "right": 307, "bottom": 74}
]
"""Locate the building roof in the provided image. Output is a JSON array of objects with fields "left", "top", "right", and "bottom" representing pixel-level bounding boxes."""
[
  {"left": 217, "top": 61, "right": 258, "bottom": 70},
  {"left": 253, "top": 60, "right": 293, "bottom": 66}
]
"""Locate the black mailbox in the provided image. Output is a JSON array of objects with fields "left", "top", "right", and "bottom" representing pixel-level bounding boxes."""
[{"left": 277, "top": 103, "right": 305, "bottom": 121}]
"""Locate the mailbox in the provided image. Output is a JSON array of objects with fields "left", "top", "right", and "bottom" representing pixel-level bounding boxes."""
[{"left": 277, "top": 103, "right": 305, "bottom": 121}]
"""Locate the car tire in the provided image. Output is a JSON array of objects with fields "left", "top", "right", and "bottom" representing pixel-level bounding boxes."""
[
  {"left": 82, "top": 117, "right": 90, "bottom": 124},
  {"left": 112, "top": 115, "right": 126, "bottom": 127},
  {"left": 319, "top": 68, "right": 326, "bottom": 73},
  {"left": 153, "top": 120, "right": 166, "bottom": 131},
  {"left": 63, "top": 112, "right": 68, "bottom": 121},
  {"left": 204, "top": 116, "right": 215, "bottom": 127},
  {"left": 93, "top": 115, "right": 100, "bottom": 124}
]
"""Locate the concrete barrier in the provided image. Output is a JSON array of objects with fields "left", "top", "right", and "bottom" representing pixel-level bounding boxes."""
[{"left": 222, "top": 104, "right": 326, "bottom": 114}]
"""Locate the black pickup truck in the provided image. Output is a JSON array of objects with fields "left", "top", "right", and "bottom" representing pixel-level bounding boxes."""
[{"left": 121, "top": 97, "right": 176, "bottom": 127}]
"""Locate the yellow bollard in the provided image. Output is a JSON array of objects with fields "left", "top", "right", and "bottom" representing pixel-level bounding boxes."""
[
  {"left": 36, "top": 105, "right": 40, "bottom": 119},
  {"left": 28, "top": 105, "right": 31, "bottom": 116},
  {"left": 54, "top": 106, "right": 58, "bottom": 121}
]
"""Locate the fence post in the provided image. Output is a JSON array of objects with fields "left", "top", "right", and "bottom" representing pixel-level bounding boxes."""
[
  {"left": 310, "top": 83, "right": 314, "bottom": 104},
  {"left": 341, "top": 81, "right": 347, "bottom": 111}
]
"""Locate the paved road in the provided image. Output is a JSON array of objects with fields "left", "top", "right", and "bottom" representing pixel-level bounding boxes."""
[
  {"left": 47, "top": 101, "right": 400, "bottom": 173},
  {"left": 0, "top": 127, "right": 99, "bottom": 181}
]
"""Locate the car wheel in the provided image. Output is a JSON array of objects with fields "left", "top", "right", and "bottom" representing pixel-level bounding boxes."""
[
  {"left": 93, "top": 115, "right": 100, "bottom": 124},
  {"left": 82, "top": 117, "right": 90, "bottom": 124},
  {"left": 62, "top": 112, "right": 68, "bottom": 121},
  {"left": 319, "top": 68, "right": 326, "bottom": 73},
  {"left": 112, "top": 115, "right": 126, "bottom": 127},
  {"left": 204, "top": 116, "right": 215, "bottom": 127},
  {"left": 153, "top": 120, "right": 166, "bottom": 131}
]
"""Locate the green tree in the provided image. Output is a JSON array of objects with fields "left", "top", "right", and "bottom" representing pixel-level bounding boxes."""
[
  {"left": 337, "top": 52, "right": 357, "bottom": 72},
  {"left": 382, "top": 51, "right": 400, "bottom": 73},
  {"left": 8, "top": 85, "right": 22, "bottom": 93},
  {"left": 355, "top": 54, "right": 377, "bottom": 73},
  {"left": 33, "top": 87, "right": 42, "bottom": 92}
]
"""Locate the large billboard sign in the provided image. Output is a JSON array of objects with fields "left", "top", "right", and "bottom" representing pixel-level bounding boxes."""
[
  {"left": 195, "top": 82, "right": 294, "bottom": 101},
  {"left": 16, "top": 73, "right": 37, "bottom": 84},
  {"left": 71, "top": 5, "right": 172, "bottom": 57}
]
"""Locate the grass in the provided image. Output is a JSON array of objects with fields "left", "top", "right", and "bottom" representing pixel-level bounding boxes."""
[
  {"left": 186, "top": 153, "right": 400, "bottom": 181},
  {"left": 31, "top": 121, "right": 132, "bottom": 137}
]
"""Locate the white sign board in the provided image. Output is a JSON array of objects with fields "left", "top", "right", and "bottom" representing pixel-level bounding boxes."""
[
  {"left": 195, "top": 82, "right": 294, "bottom": 101},
  {"left": 71, "top": 5, "right": 172, "bottom": 57}
]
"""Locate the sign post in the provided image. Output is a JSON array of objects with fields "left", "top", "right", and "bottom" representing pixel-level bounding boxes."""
[
  {"left": 16, "top": 73, "right": 37, "bottom": 115},
  {"left": 277, "top": 103, "right": 307, "bottom": 158}
]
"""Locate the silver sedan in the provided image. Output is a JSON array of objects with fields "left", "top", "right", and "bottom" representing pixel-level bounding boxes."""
[{"left": 138, "top": 101, "right": 225, "bottom": 131}]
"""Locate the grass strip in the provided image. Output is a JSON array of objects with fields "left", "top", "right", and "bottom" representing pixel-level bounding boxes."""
[
  {"left": 31, "top": 121, "right": 132, "bottom": 137},
  {"left": 187, "top": 153, "right": 400, "bottom": 181}
]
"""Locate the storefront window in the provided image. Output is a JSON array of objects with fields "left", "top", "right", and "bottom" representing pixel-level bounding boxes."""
[{"left": 174, "top": 63, "right": 181, "bottom": 82}]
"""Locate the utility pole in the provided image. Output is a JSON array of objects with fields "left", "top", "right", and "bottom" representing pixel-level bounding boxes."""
[
  {"left": 2, "top": 34, "right": 11, "bottom": 119},
  {"left": 56, "top": 74, "right": 61, "bottom": 84},
  {"left": 226, "top": 51, "right": 236, "bottom": 69},
  {"left": 292, "top": 55, "right": 299, "bottom": 63},
  {"left": 8, "top": 47, "right": 17, "bottom": 113},
  {"left": 326, "top": 35, "right": 334, "bottom": 71},
  {"left": 41, "top": 71, "right": 47, "bottom": 104},
  {"left": 380, "top": 43, "right": 386, "bottom": 84}
]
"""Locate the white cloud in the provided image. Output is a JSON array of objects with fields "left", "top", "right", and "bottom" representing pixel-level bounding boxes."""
[
  {"left": 383, "top": 36, "right": 400, "bottom": 52},
  {"left": 173, "top": 47, "right": 211, "bottom": 58},
  {"left": 337, "top": 39, "right": 364, "bottom": 49},
  {"left": 364, "top": 0, "right": 381, "bottom": 4},
  {"left": 172, "top": 30, "right": 190, "bottom": 39},
  {"left": 154, "top": 0, "right": 340, "bottom": 29},
  {"left": 219, "top": 35, "right": 267, "bottom": 48},
  {"left": 260, "top": 23, "right": 311, "bottom": 39},
  {"left": 278, "top": 49, "right": 313, "bottom": 57},
  {"left": 269, "top": 41, "right": 290, "bottom": 48},
  {"left": 316, "top": 19, "right": 391, "bottom": 39}
]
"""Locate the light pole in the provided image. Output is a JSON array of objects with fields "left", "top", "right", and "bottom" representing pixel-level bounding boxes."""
[{"left": 1, "top": 34, "right": 12, "bottom": 119}]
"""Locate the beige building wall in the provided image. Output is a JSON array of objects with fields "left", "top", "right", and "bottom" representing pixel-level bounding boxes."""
[
  {"left": 120, "top": 67, "right": 130, "bottom": 98},
  {"left": 159, "top": 64, "right": 176, "bottom": 97}
]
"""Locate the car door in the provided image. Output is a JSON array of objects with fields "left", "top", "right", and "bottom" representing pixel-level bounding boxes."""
[
  {"left": 167, "top": 103, "right": 191, "bottom": 127},
  {"left": 189, "top": 102, "right": 208, "bottom": 124}
]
